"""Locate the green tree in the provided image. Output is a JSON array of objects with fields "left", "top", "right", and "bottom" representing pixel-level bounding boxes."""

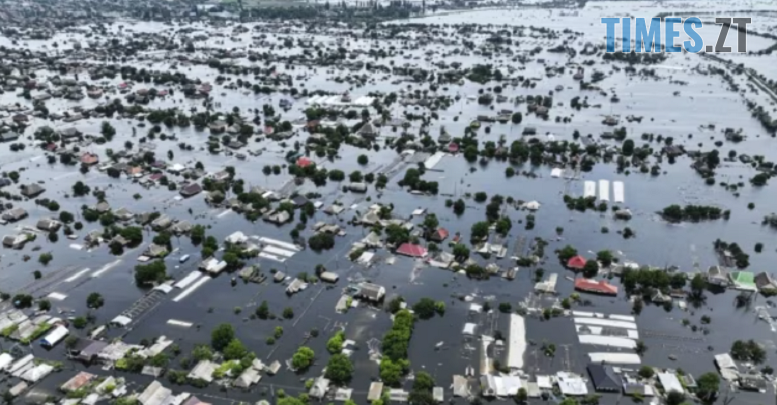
[
  {"left": 453, "top": 199, "right": 465, "bottom": 215},
  {"left": 256, "top": 300, "right": 270, "bottom": 319},
  {"left": 379, "top": 358, "right": 404, "bottom": 386},
  {"left": 73, "top": 317, "right": 88, "bottom": 329},
  {"left": 223, "top": 338, "right": 248, "bottom": 360},
  {"left": 558, "top": 245, "right": 577, "bottom": 262},
  {"left": 422, "top": 214, "right": 439, "bottom": 234},
  {"left": 38, "top": 253, "right": 53, "bottom": 265},
  {"left": 690, "top": 273, "right": 706, "bottom": 295},
  {"left": 385, "top": 224, "right": 410, "bottom": 245},
  {"left": 670, "top": 272, "right": 687, "bottom": 289},
  {"left": 413, "top": 371, "right": 435, "bottom": 392},
  {"left": 582, "top": 260, "right": 599, "bottom": 278},
  {"left": 72, "top": 181, "right": 90, "bottom": 196},
  {"left": 291, "top": 347, "right": 315, "bottom": 370},
  {"left": 190, "top": 225, "right": 205, "bottom": 245},
  {"left": 211, "top": 324, "right": 235, "bottom": 351},
  {"left": 134, "top": 260, "right": 166, "bottom": 285},
  {"left": 635, "top": 340, "right": 647, "bottom": 356},
  {"left": 120, "top": 226, "right": 144, "bottom": 245},
  {"left": 638, "top": 366, "right": 654, "bottom": 379},
  {"left": 278, "top": 397, "right": 306, "bottom": 405},
  {"left": 666, "top": 391, "right": 686, "bottom": 405},
  {"left": 86, "top": 292, "right": 104, "bottom": 309},
  {"left": 59, "top": 211, "right": 74, "bottom": 223},
  {"left": 192, "top": 345, "right": 213, "bottom": 361},
  {"left": 327, "top": 331, "right": 345, "bottom": 354},
  {"left": 515, "top": 387, "right": 528, "bottom": 404},
  {"left": 696, "top": 372, "right": 720, "bottom": 402},
  {"left": 452, "top": 243, "right": 470, "bottom": 260},
  {"left": 101, "top": 121, "right": 116, "bottom": 141},
  {"left": 324, "top": 353, "right": 353, "bottom": 384},
  {"left": 470, "top": 221, "right": 489, "bottom": 241},
  {"left": 38, "top": 299, "right": 51, "bottom": 311},
  {"left": 622, "top": 139, "right": 635, "bottom": 156},
  {"left": 596, "top": 250, "right": 613, "bottom": 267},
  {"left": 412, "top": 298, "right": 437, "bottom": 320}
]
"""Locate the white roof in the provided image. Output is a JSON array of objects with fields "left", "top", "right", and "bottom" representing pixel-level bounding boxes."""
[
  {"left": 469, "top": 303, "right": 483, "bottom": 312},
  {"left": 0, "top": 353, "right": 14, "bottom": 371},
  {"left": 492, "top": 376, "right": 523, "bottom": 396},
  {"left": 507, "top": 314, "right": 526, "bottom": 369},
  {"left": 657, "top": 372, "right": 684, "bottom": 394},
  {"left": 588, "top": 352, "right": 641, "bottom": 365},
  {"left": 8, "top": 354, "right": 33, "bottom": 375},
  {"left": 21, "top": 363, "right": 54, "bottom": 382},
  {"left": 111, "top": 315, "right": 132, "bottom": 326},
  {"left": 188, "top": 360, "right": 217, "bottom": 383},
  {"left": 557, "top": 372, "right": 588, "bottom": 396},
  {"left": 578, "top": 335, "right": 636, "bottom": 349},
  {"left": 462, "top": 323, "right": 477, "bottom": 335},
  {"left": 574, "top": 317, "right": 637, "bottom": 330},
  {"left": 550, "top": 168, "right": 563, "bottom": 178},
  {"left": 522, "top": 201, "right": 541, "bottom": 210},
  {"left": 41, "top": 325, "right": 69, "bottom": 347},
  {"left": 226, "top": 231, "right": 248, "bottom": 244},
  {"left": 138, "top": 380, "right": 172, "bottom": 405},
  {"left": 715, "top": 353, "right": 737, "bottom": 370},
  {"left": 536, "top": 375, "right": 552, "bottom": 389}
]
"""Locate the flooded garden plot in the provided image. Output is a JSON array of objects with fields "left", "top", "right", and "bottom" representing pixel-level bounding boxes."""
[{"left": 0, "top": 0, "right": 776, "bottom": 403}]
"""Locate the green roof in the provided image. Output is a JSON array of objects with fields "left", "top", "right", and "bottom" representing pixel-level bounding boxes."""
[{"left": 730, "top": 271, "right": 755, "bottom": 287}]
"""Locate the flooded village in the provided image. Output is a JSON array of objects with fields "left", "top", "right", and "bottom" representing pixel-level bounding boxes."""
[{"left": 0, "top": 0, "right": 777, "bottom": 404}]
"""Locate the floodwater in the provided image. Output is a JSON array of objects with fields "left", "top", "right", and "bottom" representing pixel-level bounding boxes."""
[{"left": 1, "top": 0, "right": 777, "bottom": 403}]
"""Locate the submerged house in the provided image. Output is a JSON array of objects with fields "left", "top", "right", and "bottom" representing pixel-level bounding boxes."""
[
  {"left": 567, "top": 255, "right": 587, "bottom": 270},
  {"left": 3, "top": 234, "right": 29, "bottom": 249},
  {"left": 396, "top": 243, "right": 428, "bottom": 258},
  {"left": 755, "top": 272, "right": 777, "bottom": 294},
  {"left": 429, "top": 228, "right": 449, "bottom": 243},
  {"left": 36, "top": 218, "right": 60, "bottom": 232},
  {"left": 357, "top": 283, "right": 386, "bottom": 302},
  {"left": 574, "top": 279, "right": 618, "bottom": 296},
  {"left": 20, "top": 184, "right": 45, "bottom": 198},
  {"left": 2, "top": 208, "right": 27, "bottom": 222},
  {"left": 179, "top": 183, "right": 203, "bottom": 198},
  {"left": 729, "top": 271, "right": 756, "bottom": 291},
  {"left": 588, "top": 364, "right": 622, "bottom": 392},
  {"left": 707, "top": 265, "right": 729, "bottom": 287}
]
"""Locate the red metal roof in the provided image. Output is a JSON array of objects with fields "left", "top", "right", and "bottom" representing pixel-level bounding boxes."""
[
  {"left": 574, "top": 278, "right": 618, "bottom": 295},
  {"left": 435, "top": 228, "right": 449, "bottom": 240},
  {"left": 567, "top": 255, "right": 587, "bottom": 269},
  {"left": 297, "top": 157, "right": 313, "bottom": 168},
  {"left": 448, "top": 143, "right": 459, "bottom": 153},
  {"left": 396, "top": 243, "right": 428, "bottom": 258}
]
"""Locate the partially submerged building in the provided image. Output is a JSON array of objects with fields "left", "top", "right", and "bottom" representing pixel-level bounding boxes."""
[
  {"left": 574, "top": 278, "right": 618, "bottom": 296},
  {"left": 357, "top": 283, "right": 386, "bottom": 302}
]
